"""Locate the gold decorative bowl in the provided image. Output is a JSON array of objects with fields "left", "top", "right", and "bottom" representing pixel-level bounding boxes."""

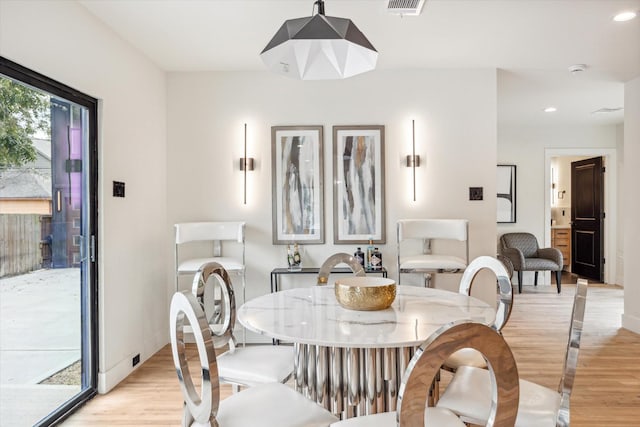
[{"left": 334, "top": 277, "right": 397, "bottom": 311}]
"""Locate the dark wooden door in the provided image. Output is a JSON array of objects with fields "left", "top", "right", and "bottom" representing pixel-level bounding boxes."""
[{"left": 571, "top": 156, "right": 604, "bottom": 281}]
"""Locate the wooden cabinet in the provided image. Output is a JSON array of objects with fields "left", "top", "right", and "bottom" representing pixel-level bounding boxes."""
[{"left": 551, "top": 228, "right": 571, "bottom": 270}]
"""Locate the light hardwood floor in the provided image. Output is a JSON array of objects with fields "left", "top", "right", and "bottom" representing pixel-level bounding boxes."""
[{"left": 62, "top": 280, "right": 640, "bottom": 426}]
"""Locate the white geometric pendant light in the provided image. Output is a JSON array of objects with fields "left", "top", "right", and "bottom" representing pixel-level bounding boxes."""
[{"left": 260, "top": 0, "right": 378, "bottom": 80}]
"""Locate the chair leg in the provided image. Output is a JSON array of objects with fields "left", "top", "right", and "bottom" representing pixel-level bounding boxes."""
[
  {"left": 517, "top": 271, "right": 523, "bottom": 293},
  {"left": 534, "top": 271, "right": 538, "bottom": 286},
  {"left": 555, "top": 271, "right": 562, "bottom": 294}
]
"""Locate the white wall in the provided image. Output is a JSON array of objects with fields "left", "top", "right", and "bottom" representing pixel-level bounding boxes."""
[
  {"left": 616, "top": 124, "right": 625, "bottom": 287},
  {"left": 622, "top": 76, "right": 640, "bottom": 334},
  {"left": 498, "top": 125, "right": 618, "bottom": 285},
  {"left": 167, "top": 69, "right": 499, "bottom": 341},
  {"left": 0, "top": 1, "right": 168, "bottom": 392}
]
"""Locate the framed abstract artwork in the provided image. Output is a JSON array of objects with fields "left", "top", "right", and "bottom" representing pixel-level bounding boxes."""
[
  {"left": 271, "top": 126, "right": 324, "bottom": 244},
  {"left": 332, "top": 125, "right": 385, "bottom": 244},
  {"left": 497, "top": 164, "right": 517, "bottom": 223}
]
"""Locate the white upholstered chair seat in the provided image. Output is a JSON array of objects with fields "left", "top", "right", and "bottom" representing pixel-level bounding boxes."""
[
  {"left": 399, "top": 255, "right": 467, "bottom": 271},
  {"left": 437, "top": 365, "right": 561, "bottom": 427},
  {"left": 217, "top": 345, "right": 294, "bottom": 387},
  {"left": 216, "top": 382, "right": 338, "bottom": 427},
  {"left": 442, "top": 348, "right": 487, "bottom": 370},
  {"left": 178, "top": 257, "right": 244, "bottom": 273},
  {"left": 329, "top": 408, "right": 465, "bottom": 427}
]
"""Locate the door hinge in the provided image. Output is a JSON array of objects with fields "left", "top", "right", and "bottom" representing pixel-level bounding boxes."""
[
  {"left": 603, "top": 257, "right": 606, "bottom": 264},
  {"left": 602, "top": 166, "right": 606, "bottom": 173},
  {"left": 603, "top": 212, "right": 606, "bottom": 219}
]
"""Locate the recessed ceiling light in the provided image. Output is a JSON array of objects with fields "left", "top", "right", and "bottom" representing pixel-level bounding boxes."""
[
  {"left": 613, "top": 11, "right": 637, "bottom": 22},
  {"left": 544, "top": 107, "right": 557, "bottom": 113}
]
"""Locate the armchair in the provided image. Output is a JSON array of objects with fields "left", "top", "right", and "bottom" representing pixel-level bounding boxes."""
[{"left": 500, "top": 232, "right": 563, "bottom": 294}]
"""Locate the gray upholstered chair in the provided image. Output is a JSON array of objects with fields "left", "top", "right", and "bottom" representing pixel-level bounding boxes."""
[{"left": 500, "top": 232, "right": 563, "bottom": 294}]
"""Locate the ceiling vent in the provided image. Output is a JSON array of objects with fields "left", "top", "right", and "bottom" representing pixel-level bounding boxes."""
[
  {"left": 591, "top": 107, "right": 623, "bottom": 114},
  {"left": 386, "top": 0, "right": 426, "bottom": 16}
]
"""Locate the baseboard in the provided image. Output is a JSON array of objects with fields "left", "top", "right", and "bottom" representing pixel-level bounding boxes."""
[
  {"left": 621, "top": 313, "right": 640, "bottom": 335},
  {"left": 98, "top": 352, "right": 141, "bottom": 394},
  {"left": 98, "top": 329, "right": 167, "bottom": 394}
]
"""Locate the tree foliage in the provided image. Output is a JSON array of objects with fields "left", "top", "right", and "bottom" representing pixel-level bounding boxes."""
[{"left": 0, "top": 77, "right": 50, "bottom": 168}]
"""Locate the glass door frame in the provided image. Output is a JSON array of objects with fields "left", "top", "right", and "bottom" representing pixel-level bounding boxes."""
[{"left": 0, "top": 56, "right": 98, "bottom": 426}]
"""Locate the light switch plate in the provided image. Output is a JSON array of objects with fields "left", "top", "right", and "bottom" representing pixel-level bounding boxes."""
[{"left": 469, "top": 187, "right": 483, "bottom": 201}]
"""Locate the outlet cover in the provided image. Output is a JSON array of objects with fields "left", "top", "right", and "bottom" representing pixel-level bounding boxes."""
[{"left": 469, "top": 187, "right": 483, "bottom": 201}]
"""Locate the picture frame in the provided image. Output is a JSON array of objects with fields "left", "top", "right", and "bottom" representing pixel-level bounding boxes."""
[
  {"left": 332, "top": 125, "right": 386, "bottom": 244},
  {"left": 271, "top": 126, "right": 324, "bottom": 244},
  {"left": 497, "top": 164, "right": 517, "bottom": 223}
]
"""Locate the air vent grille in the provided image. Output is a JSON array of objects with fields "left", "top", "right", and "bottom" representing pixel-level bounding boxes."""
[
  {"left": 386, "top": 0, "right": 426, "bottom": 16},
  {"left": 591, "top": 107, "right": 623, "bottom": 114}
]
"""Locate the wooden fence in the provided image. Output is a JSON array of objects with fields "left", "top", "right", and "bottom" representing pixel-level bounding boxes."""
[{"left": 0, "top": 214, "right": 45, "bottom": 278}]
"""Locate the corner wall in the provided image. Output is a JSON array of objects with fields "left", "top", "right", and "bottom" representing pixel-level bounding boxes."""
[
  {"left": 0, "top": 1, "right": 168, "bottom": 392},
  {"left": 622, "top": 76, "right": 640, "bottom": 334}
]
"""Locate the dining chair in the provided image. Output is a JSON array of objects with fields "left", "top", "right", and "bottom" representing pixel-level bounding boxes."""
[
  {"left": 437, "top": 279, "right": 588, "bottom": 427},
  {"left": 169, "top": 290, "right": 339, "bottom": 427},
  {"left": 397, "top": 219, "right": 469, "bottom": 287},
  {"left": 174, "top": 221, "right": 246, "bottom": 299},
  {"left": 192, "top": 262, "right": 294, "bottom": 390},
  {"left": 443, "top": 255, "right": 514, "bottom": 372},
  {"left": 329, "top": 320, "right": 519, "bottom": 427},
  {"left": 317, "top": 252, "right": 366, "bottom": 285}
]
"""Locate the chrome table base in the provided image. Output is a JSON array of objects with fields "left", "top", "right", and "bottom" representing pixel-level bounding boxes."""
[{"left": 294, "top": 343, "right": 417, "bottom": 419}]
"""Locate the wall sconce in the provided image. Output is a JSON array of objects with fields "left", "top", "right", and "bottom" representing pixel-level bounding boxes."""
[
  {"left": 405, "top": 120, "right": 421, "bottom": 201},
  {"left": 239, "top": 123, "right": 255, "bottom": 205}
]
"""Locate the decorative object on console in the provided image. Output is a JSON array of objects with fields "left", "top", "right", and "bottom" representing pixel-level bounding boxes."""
[
  {"left": 271, "top": 126, "right": 324, "bottom": 244},
  {"left": 260, "top": 0, "right": 377, "bottom": 80},
  {"left": 334, "top": 277, "right": 396, "bottom": 311},
  {"left": 333, "top": 125, "right": 385, "bottom": 244}
]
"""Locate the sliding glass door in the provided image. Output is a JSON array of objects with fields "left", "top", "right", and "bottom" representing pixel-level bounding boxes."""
[{"left": 0, "top": 57, "right": 98, "bottom": 426}]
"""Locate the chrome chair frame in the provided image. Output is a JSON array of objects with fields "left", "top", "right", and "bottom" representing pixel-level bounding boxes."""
[
  {"left": 458, "top": 255, "right": 513, "bottom": 332},
  {"left": 192, "top": 262, "right": 294, "bottom": 390},
  {"left": 170, "top": 290, "right": 338, "bottom": 427},
  {"left": 441, "top": 256, "right": 514, "bottom": 375},
  {"left": 396, "top": 219, "right": 469, "bottom": 287},
  {"left": 329, "top": 320, "right": 520, "bottom": 427},
  {"left": 437, "top": 279, "right": 588, "bottom": 427},
  {"left": 317, "top": 253, "right": 366, "bottom": 285}
]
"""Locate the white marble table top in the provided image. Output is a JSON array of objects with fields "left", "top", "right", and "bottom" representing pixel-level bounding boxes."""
[{"left": 238, "top": 285, "right": 496, "bottom": 348}]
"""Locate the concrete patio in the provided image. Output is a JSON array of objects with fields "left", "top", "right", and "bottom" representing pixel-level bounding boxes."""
[{"left": 0, "top": 268, "right": 81, "bottom": 426}]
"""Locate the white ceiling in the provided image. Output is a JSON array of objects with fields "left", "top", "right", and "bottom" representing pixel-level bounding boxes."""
[{"left": 80, "top": 0, "right": 640, "bottom": 126}]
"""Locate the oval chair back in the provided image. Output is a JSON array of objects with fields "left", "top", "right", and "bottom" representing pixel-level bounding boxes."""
[
  {"left": 192, "top": 262, "right": 237, "bottom": 350},
  {"left": 317, "top": 253, "right": 366, "bottom": 285},
  {"left": 398, "top": 321, "right": 519, "bottom": 427},
  {"left": 458, "top": 256, "right": 513, "bottom": 332},
  {"left": 170, "top": 291, "right": 219, "bottom": 427}
]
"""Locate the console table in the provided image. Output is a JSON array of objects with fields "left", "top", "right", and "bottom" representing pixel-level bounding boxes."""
[{"left": 270, "top": 267, "right": 388, "bottom": 293}]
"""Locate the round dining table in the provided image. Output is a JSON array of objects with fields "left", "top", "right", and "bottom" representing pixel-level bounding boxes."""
[{"left": 238, "top": 285, "right": 495, "bottom": 419}]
